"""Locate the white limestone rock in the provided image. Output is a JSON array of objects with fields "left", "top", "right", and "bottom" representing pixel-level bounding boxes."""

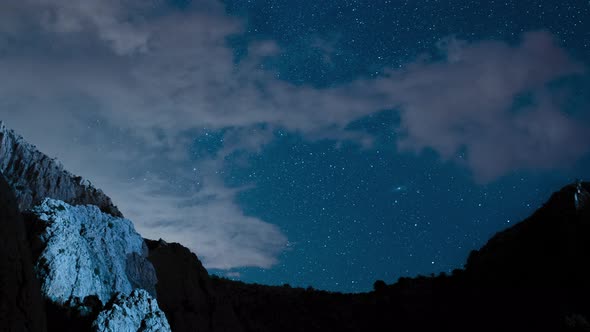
[
  {"left": 93, "top": 289, "right": 171, "bottom": 332},
  {"left": 0, "top": 121, "right": 121, "bottom": 216},
  {"left": 32, "top": 198, "right": 157, "bottom": 311}
]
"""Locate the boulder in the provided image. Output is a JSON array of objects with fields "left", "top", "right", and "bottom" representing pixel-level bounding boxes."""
[
  {"left": 92, "top": 289, "right": 171, "bottom": 332},
  {"left": 31, "top": 199, "right": 157, "bottom": 312}
]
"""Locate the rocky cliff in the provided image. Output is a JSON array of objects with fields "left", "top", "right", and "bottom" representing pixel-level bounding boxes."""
[
  {"left": 0, "top": 121, "right": 121, "bottom": 217},
  {"left": 0, "top": 122, "right": 169, "bottom": 331},
  {"left": 465, "top": 181, "right": 590, "bottom": 286},
  {"left": 29, "top": 199, "right": 157, "bottom": 311}
]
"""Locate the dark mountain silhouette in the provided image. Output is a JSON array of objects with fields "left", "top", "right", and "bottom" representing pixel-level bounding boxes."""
[
  {"left": 145, "top": 239, "right": 243, "bottom": 332},
  {"left": 0, "top": 122, "right": 589, "bottom": 331},
  {"left": 0, "top": 173, "right": 46, "bottom": 332},
  {"left": 205, "top": 182, "right": 590, "bottom": 332},
  {"left": 465, "top": 182, "right": 590, "bottom": 287},
  {"left": 0, "top": 123, "right": 165, "bottom": 331}
]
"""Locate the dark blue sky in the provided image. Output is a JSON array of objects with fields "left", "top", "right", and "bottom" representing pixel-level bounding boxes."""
[
  {"left": 1, "top": 0, "right": 589, "bottom": 293},
  {"left": 223, "top": 0, "right": 589, "bottom": 86},
  {"left": 204, "top": 0, "right": 590, "bottom": 292},
  {"left": 213, "top": 116, "right": 590, "bottom": 292}
]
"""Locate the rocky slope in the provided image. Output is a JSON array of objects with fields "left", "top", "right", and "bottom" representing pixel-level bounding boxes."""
[
  {"left": 0, "top": 122, "right": 169, "bottom": 332},
  {"left": 0, "top": 122, "right": 168, "bottom": 331},
  {"left": 0, "top": 174, "right": 47, "bottom": 332},
  {"left": 22, "top": 198, "right": 170, "bottom": 331},
  {"left": 92, "top": 289, "right": 170, "bottom": 332},
  {"left": 0, "top": 121, "right": 121, "bottom": 217},
  {"left": 29, "top": 199, "right": 157, "bottom": 311}
]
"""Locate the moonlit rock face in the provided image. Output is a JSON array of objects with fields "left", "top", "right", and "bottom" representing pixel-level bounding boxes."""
[
  {"left": 32, "top": 198, "right": 157, "bottom": 308},
  {"left": 0, "top": 121, "right": 121, "bottom": 216},
  {"left": 575, "top": 181, "right": 590, "bottom": 211},
  {"left": 93, "top": 289, "right": 171, "bottom": 332}
]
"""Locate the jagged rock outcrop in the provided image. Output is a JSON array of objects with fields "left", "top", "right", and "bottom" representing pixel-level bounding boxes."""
[
  {"left": 92, "top": 289, "right": 171, "bottom": 332},
  {"left": 0, "top": 174, "right": 47, "bottom": 332},
  {"left": 146, "top": 239, "right": 243, "bottom": 332},
  {"left": 30, "top": 199, "right": 157, "bottom": 312},
  {"left": 0, "top": 121, "right": 121, "bottom": 216}
]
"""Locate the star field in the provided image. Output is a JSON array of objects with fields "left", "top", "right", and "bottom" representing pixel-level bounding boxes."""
[
  {"left": 225, "top": 0, "right": 589, "bottom": 87},
  {"left": 212, "top": 110, "right": 590, "bottom": 292},
  {"left": 201, "top": 0, "right": 590, "bottom": 292}
]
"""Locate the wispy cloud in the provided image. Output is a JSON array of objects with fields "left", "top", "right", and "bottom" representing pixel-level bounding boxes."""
[
  {"left": 0, "top": 0, "right": 587, "bottom": 269},
  {"left": 367, "top": 31, "right": 588, "bottom": 181}
]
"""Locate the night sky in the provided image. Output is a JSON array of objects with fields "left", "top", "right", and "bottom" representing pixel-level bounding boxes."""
[{"left": 1, "top": 0, "right": 589, "bottom": 293}]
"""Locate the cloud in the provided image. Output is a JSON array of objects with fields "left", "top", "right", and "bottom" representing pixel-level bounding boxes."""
[
  {"left": 105, "top": 171, "right": 287, "bottom": 269},
  {"left": 310, "top": 36, "right": 340, "bottom": 66},
  {"left": 0, "top": 0, "right": 588, "bottom": 269},
  {"left": 224, "top": 271, "right": 242, "bottom": 278},
  {"left": 0, "top": 0, "right": 153, "bottom": 55},
  {"left": 367, "top": 31, "right": 588, "bottom": 181}
]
